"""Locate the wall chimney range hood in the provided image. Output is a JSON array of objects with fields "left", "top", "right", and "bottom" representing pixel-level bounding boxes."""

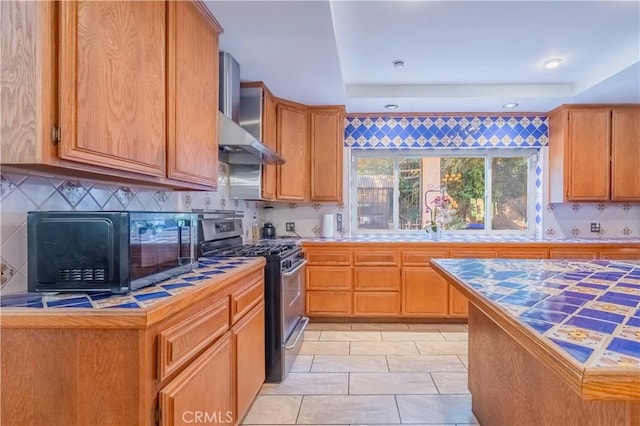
[{"left": 218, "top": 52, "right": 284, "bottom": 165}]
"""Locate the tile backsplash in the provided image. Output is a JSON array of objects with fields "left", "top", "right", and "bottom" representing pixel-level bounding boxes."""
[{"left": 0, "top": 163, "right": 261, "bottom": 295}]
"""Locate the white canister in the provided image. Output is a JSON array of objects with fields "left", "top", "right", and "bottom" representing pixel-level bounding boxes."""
[{"left": 321, "top": 214, "right": 334, "bottom": 238}]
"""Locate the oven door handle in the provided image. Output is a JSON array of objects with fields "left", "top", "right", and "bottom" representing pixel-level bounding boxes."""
[
  {"left": 282, "top": 259, "right": 307, "bottom": 277},
  {"left": 284, "top": 316, "right": 309, "bottom": 350}
]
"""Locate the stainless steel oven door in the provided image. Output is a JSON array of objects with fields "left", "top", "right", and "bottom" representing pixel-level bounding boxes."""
[{"left": 281, "top": 258, "right": 309, "bottom": 378}]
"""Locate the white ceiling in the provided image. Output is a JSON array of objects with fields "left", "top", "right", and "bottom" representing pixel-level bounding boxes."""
[{"left": 206, "top": 1, "right": 640, "bottom": 113}]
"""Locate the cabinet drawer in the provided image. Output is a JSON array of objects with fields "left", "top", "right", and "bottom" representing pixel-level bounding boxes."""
[
  {"left": 305, "top": 249, "right": 351, "bottom": 265},
  {"left": 158, "top": 297, "right": 229, "bottom": 381},
  {"left": 353, "top": 292, "right": 400, "bottom": 316},
  {"left": 306, "top": 291, "right": 351, "bottom": 315},
  {"left": 231, "top": 276, "right": 264, "bottom": 324},
  {"left": 549, "top": 249, "right": 598, "bottom": 260},
  {"left": 354, "top": 250, "right": 399, "bottom": 266},
  {"left": 307, "top": 266, "right": 351, "bottom": 290},
  {"left": 354, "top": 267, "right": 400, "bottom": 291},
  {"left": 402, "top": 250, "right": 449, "bottom": 266}
]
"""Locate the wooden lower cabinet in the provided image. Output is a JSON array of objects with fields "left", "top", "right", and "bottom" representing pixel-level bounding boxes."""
[
  {"left": 353, "top": 292, "right": 400, "bottom": 316},
  {"left": 600, "top": 247, "right": 640, "bottom": 260},
  {"left": 233, "top": 302, "right": 266, "bottom": 423},
  {"left": 449, "top": 286, "right": 469, "bottom": 317},
  {"left": 159, "top": 332, "right": 234, "bottom": 426},
  {"left": 401, "top": 267, "right": 448, "bottom": 317},
  {"left": 549, "top": 248, "right": 598, "bottom": 259},
  {"left": 307, "top": 291, "right": 351, "bottom": 315}
]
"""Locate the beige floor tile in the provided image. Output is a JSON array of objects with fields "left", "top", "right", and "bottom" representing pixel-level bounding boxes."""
[
  {"left": 297, "top": 395, "right": 399, "bottom": 424},
  {"left": 351, "top": 323, "right": 410, "bottom": 331},
  {"left": 299, "top": 341, "right": 350, "bottom": 355},
  {"left": 396, "top": 395, "right": 478, "bottom": 424},
  {"left": 349, "top": 372, "right": 437, "bottom": 394},
  {"left": 381, "top": 331, "right": 445, "bottom": 342},
  {"left": 306, "top": 322, "right": 352, "bottom": 331},
  {"left": 415, "top": 341, "right": 468, "bottom": 355},
  {"left": 290, "top": 355, "right": 314, "bottom": 373},
  {"left": 311, "top": 355, "right": 389, "bottom": 372},
  {"left": 350, "top": 341, "right": 419, "bottom": 355},
  {"left": 320, "top": 331, "right": 382, "bottom": 341},
  {"left": 431, "top": 372, "right": 470, "bottom": 394},
  {"left": 260, "top": 372, "right": 348, "bottom": 395},
  {"left": 440, "top": 332, "right": 469, "bottom": 341},
  {"left": 241, "top": 395, "right": 302, "bottom": 424},
  {"left": 458, "top": 355, "right": 469, "bottom": 369},
  {"left": 386, "top": 355, "right": 467, "bottom": 372},
  {"left": 304, "top": 331, "right": 321, "bottom": 341},
  {"left": 408, "top": 323, "right": 468, "bottom": 332}
]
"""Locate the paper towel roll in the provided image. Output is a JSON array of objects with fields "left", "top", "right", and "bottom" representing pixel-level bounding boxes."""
[{"left": 321, "top": 214, "right": 334, "bottom": 238}]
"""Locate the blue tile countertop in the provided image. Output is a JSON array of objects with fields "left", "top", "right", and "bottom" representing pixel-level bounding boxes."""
[
  {"left": 303, "top": 235, "right": 640, "bottom": 243},
  {"left": 0, "top": 257, "right": 256, "bottom": 310},
  {"left": 432, "top": 258, "right": 640, "bottom": 369}
]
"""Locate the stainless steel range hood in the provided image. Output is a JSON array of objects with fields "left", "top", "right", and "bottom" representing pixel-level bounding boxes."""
[{"left": 218, "top": 52, "right": 284, "bottom": 165}]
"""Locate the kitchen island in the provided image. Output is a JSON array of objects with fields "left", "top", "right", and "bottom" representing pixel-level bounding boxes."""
[
  {"left": 432, "top": 258, "right": 640, "bottom": 426},
  {"left": 1, "top": 257, "right": 266, "bottom": 426}
]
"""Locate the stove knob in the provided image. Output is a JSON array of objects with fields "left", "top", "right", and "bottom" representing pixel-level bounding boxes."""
[{"left": 283, "top": 260, "right": 291, "bottom": 269}]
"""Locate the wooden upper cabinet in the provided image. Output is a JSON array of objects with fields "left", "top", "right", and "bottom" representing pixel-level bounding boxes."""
[
  {"left": 59, "top": 1, "right": 167, "bottom": 177},
  {"left": 611, "top": 108, "right": 640, "bottom": 201},
  {"left": 567, "top": 109, "right": 610, "bottom": 200},
  {"left": 276, "top": 100, "right": 308, "bottom": 200},
  {"left": 167, "top": 1, "right": 220, "bottom": 187},
  {"left": 548, "top": 104, "right": 639, "bottom": 203},
  {"left": 262, "top": 86, "right": 278, "bottom": 200},
  {"left": 309, "top": 106, "right": 345, "bottom": 202}
]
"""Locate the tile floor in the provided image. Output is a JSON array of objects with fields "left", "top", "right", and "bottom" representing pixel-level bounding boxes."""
[{"left": 242, "top": 323, "right": 478, "bottom": 426}]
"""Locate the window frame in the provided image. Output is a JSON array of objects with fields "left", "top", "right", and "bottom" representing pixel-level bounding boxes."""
[{"left": 350, "top": 149, "right": 538, "bottom": 235}]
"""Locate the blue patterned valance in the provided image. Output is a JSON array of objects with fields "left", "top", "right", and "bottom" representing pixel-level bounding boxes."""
[{"left": 345, "top": 116, "right": 548, "bottom": 149}]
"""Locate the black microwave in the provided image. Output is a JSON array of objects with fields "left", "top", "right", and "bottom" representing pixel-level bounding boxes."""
[{"left": 27, "top": 211, "right": 197, "bottom": 294}]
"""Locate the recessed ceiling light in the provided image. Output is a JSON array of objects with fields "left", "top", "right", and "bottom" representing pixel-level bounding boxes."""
[
  {"left": 544, "top": 58, "right": 562, "bottom": 69},
  {"left": 502, "top": 103, "right": 519, "bottom": 109},
  {"left": 392, "top": 60, "right": 405, "bottom": 69},
  {"left": 385, "top": 104, "right": 399, "bottom": 110}
]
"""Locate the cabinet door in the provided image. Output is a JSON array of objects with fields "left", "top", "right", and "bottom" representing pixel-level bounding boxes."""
[
  {"left": 59, "top": 1, "right": 166, "bottom": 177},
  {"left": 611, "top": 108, "right": 640, "bottom": 201},
  {"left": 261, "top": 87, "right": 278, "bottom": 200},
  {"left": 309, "top": 107, "right": 344, "bottom": 202},
  {"left": 167, "top": 1, "right": 219, "bottom": 186},
  {"left": 353, "top": 292, "right": 400, "bottom": 316},
  {"left": 449, "top": 286, "right": 469, "bottom": 317},
  {"left": 549, "top": 248, "right": 598, "bottom": 260},
  {"left": 159, "top": 332, "right": 233, "bottom": 426},
  {"left": 307, "top": 291, "right": 351, "bottom": 315},
  {"left": 233, "top": 302, "right": 265, "bottom": 423},
  {"left": 567, "top": 109, "right": 611, "bottom": 200},
  {"left": 498, "top": 248, "right": 547, "bottom": 259},
  {"left": 276, "top": 102, "right": 307, "bottom": 200},
  {"left": 600, "top": 248, "right": 640, "bottom": 260},
  {"left": 402, "top": 267, "right": 448, "bottom": 317}
]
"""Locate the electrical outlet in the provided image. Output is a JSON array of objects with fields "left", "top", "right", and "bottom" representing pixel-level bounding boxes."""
[
  {"left": 590, "top": 222, "right": 601, "bottom": 233},
  {"left": 336, "top": 213, "right": 343, "bottom": 233},
  {"left": 285, "top": 222, "right": 295, "bottom": 232}
]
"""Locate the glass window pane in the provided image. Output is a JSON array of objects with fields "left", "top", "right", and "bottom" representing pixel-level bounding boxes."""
[
  {"left": 356, "top": 158, "right": 394, "bottom": 230},
  {"left": 434, "top": 158, "right": 485, "bottom": 230},
  {"left": 491, "top": 157, "right": 528, "bottom": 230},
  {"left": 399, "top": 158, "right": 422, "bottom": 230}
]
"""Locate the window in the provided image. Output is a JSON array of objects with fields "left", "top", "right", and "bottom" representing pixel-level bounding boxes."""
[{"left": 351, "top": 150, "right": 537, "bottom": 234}]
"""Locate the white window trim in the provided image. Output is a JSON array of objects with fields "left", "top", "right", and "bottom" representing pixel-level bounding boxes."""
[{"left": 350, "top": 149, "right": 538, "bottom": 235}]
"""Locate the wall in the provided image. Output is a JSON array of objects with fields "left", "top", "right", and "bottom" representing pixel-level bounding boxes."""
[
  {"left": 0, "top": 163, "right": 262, "bottom": 294},
  {"left": 269, "top": 115, "right": 640, "bottom": 239}
]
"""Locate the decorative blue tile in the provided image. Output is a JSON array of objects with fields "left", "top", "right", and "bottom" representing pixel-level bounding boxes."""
[
  {"left": 626, "top": 317, "right": 640, "bottom": 327},
  {"left": 606, "top": 338, "right": 640, "bottom": 358},
  {"left": 0, "top": 294, "right": 44, "bottom": 307},
  {"left": 605, "top": 291, "right": 640, "bottom": 302},
  {"left": 181, "top": 275, "right": 209, "bottom": 281},
  {"left": 161, "top": 283, "right": 195, "bottom": 290},
  {"left": 576, "top": 283, "right": 609, "bottom": 291},
  {"left": 56, "top": 301, "right": 94, "bottom": 308},
  {"left": 565, "top": 316, "right": 618, "bottom": 334},
  {"left": 46, "top": 296, "right": 91, "bottom": 307},
  {"left": 498, "top": 295, "right": 540, "bottom": 307},
  {"left": 534, "top": 301, "right": 581, "bottom": 314},
  {"left": 497, "top": 281, "right": 528, "bottom": 289},
  {"left": 618, "top": 282, "right": 640, "bottom": 290},
  {"left": 595, "top": 294, "right": 638, "bottom": 308},
  {"left": 133, "top": 292, "right": 171, "bottom": 301},
  {"left": 549, "top": 338, "right": 594, "bottom": 363},
  {"left": 577, "top": 308, "right": 625, "bottom": 324},
  {"left": 521, "top": 318, "right": 554, "bottom": 334},
  {"left": 521, "top": 309, "right": 568, "bottom": 323},
  {"left": 562, "top": 291, "right": 598, "bottom": 301},
  {"left": 511, "top": 290, "right": 549, "bottom": 302},
  {"left": 105, "top": 302, "right": 141, "bottom": 309}
]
